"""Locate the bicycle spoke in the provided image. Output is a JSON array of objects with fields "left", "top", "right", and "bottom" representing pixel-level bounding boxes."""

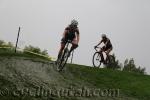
[{"left": 93, "top": 52, "right": 102, "bottom": 67}]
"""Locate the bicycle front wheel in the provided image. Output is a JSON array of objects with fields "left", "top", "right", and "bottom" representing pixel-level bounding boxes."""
[
  {"left": 92, "top": 52, "right": 102, "bottom": 67},
  {"left": 57, "top": 48, "right": 69, "bottom": 71}
]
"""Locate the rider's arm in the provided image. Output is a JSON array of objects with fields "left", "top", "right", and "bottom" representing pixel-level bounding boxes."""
[
  {"left": 76, "top": 28, "right": 80, "bottom": 44},
  {"left": 95, "top": 40, "right": 103, "bottom": 47},
  {"left": 62, "top": 29, "right": 68, "bottom": 38},
  {"left": 104, "top": 38, "right": 110, "bottom": 46},
  {"left": 76, "top": 34, "right": 80, "bottom": 44}
]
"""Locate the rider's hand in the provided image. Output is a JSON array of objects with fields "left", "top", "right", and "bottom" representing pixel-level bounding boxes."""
[
  {"left": 72, "top": 41, "right": 78, "bottom": 48},
  {"left": 72, "top": 40, "right": 78, "bottom": 45},
  {"left": 104, "top": 44, "right": 106, "bottom": 48}
]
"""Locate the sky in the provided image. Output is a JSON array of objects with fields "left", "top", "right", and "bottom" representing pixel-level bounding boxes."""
[{"left": 0, "top": 0, "right": 150, "bottom": 74}]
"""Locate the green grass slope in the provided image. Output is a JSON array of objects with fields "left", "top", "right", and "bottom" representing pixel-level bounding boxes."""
[
  {"left": 66, "top": 64, "right": 150, "bottom": 100},
  {"left": 0, "top": 52, "right": 150, "bottom": 100}
]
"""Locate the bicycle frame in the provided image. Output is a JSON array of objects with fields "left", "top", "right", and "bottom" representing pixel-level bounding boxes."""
[
  {"left": 94, "top": 47, "right": 106, "bottom": 60},
  {"left": 94, "top": 46, "right": 114, "bottom": 65},
  {"left": 94, "top": 47, "right": 106, "bottom": 54},
  {"left": 65, "top": 40, "right": 72, "bottom": 50},
  {"left": 56, "top": 40, "right": 72, "bottom": 71}
]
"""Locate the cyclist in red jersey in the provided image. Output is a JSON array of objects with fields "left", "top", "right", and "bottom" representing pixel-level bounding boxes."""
[{"left": 57, "top": 19, "right": 80, "bottom": 60}]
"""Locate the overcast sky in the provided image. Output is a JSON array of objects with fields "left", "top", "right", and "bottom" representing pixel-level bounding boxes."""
[{"left": 0, "top": 0, "right": 150, "bottom": 74}]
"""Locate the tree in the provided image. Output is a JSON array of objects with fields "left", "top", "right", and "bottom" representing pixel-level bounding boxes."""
[
  {"left": 134, "top": 66, "right": 146, "bottom": 74},
  {"left": 123, "top": 58, "right": 146, "bottom": 74},
  {"left": 123, "top": 58, "right": 136, "bottom": 72}
]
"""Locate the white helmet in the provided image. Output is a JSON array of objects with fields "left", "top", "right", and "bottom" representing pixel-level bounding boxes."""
[
  {"left": 71, "top": 19, "right": 78, "bottom": 26},
  {"left": 101, "top": 34, "right": 107, "bottom": 38}
]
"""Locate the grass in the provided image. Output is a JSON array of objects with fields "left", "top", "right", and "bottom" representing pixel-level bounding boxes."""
[
  {"left": 0, "top": 48, "right": 150, "bottom": 100},
  {"left": 65, "top": 64, "right": 150, "bottom": 100},
  {"left": 0, "top": 47, "right": 51, "bottom": 61}
]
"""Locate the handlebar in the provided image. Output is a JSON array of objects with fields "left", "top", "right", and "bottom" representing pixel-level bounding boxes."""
[
  {"left": 94, "top": 46, "right": 105, "bottom": 52},
  {"left": 66, "top": 40, "right": 78, "bottom": 47},
  {"left": 94, "top": 46, "right": 100, "bottom": 51},
  {"left": 67, "top": 40, "right": 72, "bottom": 43},
  {"left": 94, "top": 46, "right": 107, "bottom": 54}
]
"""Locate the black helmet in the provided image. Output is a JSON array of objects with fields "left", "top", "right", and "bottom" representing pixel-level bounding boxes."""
[
  {"left": 101, "top": 34, "right": 107, "bottom": 38},
  {"left": 70, "top": 19, "right": 78, "bottom": 26}
]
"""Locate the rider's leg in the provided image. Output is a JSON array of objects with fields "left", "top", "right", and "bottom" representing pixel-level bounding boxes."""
[
  {"left": 106, "top": 48, "right": 112, "bottom": 56},
  {"left": 105, "top": 47, "right": 112, "bottom": 60},
  {"left": 69, "top": 39, "right": 78, "bottom": 57},
  {"left": 57, "top": 44, "right": 65, "bottom": 59},
  {"left": 68, "top": 44, "right": 78, "bottom": 57},
  {"left": 70, "top": 44, "right": 78, "bottom": 52},
  {"left": 57, "top": 39, "right": 66, "bottom": 59},
  {"left": 100, "top": 47, "right": 105, "bottom": 62}
]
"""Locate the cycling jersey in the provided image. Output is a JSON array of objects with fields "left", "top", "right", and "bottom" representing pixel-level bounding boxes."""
[
  {"left": 61, "top": 25, "right": 79, "bottom": 44},
  {"left": 102, "top": 38, "right": 113, "bottom": 50}
]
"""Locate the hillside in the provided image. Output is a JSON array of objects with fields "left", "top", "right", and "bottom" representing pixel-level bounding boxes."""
[{"left": 0, "top": 54, "right": 150, "bottom": 100}]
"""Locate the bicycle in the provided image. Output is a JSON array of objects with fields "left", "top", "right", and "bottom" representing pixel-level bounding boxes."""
[
  {"left": 56, "top": 40, "right": 73, "bottom": 72},
  {"left": 92, "top": 46, "right": 115, "bottom": 68}
]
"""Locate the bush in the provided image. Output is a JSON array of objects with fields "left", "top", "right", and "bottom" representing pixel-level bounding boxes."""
[
  {"left": 105, "top": 54, "right": 121, "bottom": 70},
  {"left": 0, "top": 40, "right": 14, "bottom": 47},
  {"left": 23, "top": 45, "right": 49, "bottom": 56}
]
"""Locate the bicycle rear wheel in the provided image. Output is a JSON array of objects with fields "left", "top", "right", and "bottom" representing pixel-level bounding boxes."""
[
  {"left": 105, "top": 55, "right": 115, "bottom": 68},
  {"left": 92, "top": 52, "right": 102, "bottom": 67},
  {"left": 57, "top": 48, "right": 69, "bottom": 71},
  {"left": 108, "top": 55, "right": 115, "bottom": 64}
]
